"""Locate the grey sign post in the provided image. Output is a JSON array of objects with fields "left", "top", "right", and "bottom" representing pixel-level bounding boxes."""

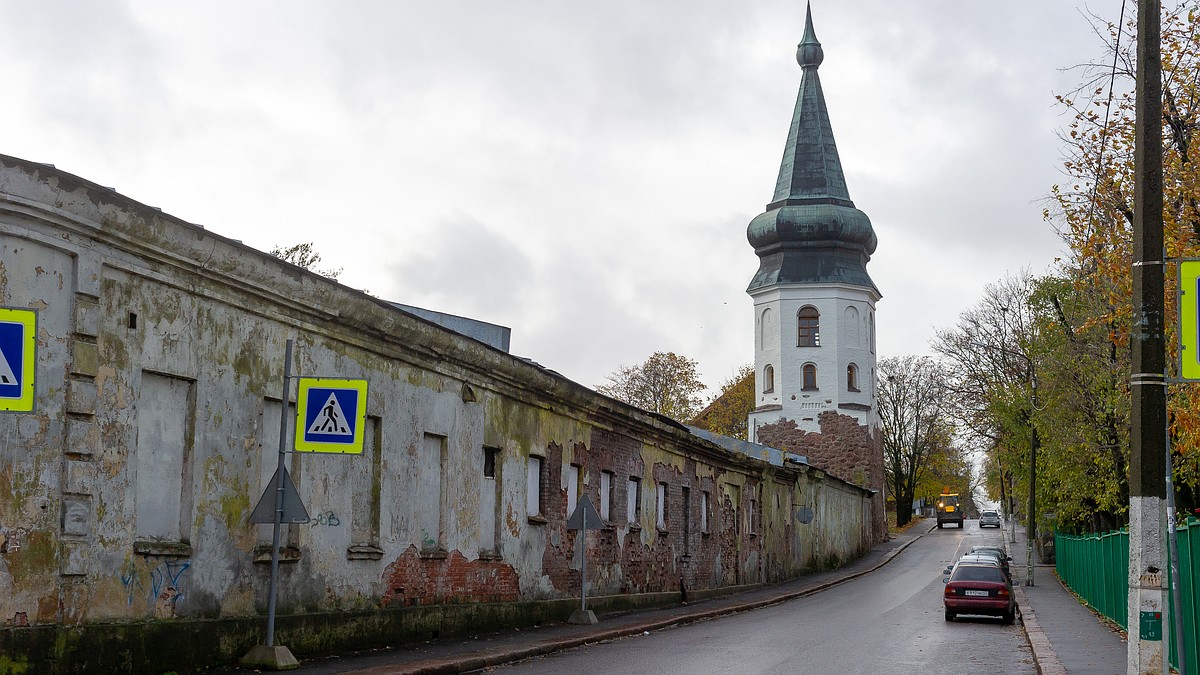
[
  {"left": 241, "top": 339, "right": 306, "bottom": 670},
  {"left": 566, "top": 494, "right": 603, "bottom": 625}
]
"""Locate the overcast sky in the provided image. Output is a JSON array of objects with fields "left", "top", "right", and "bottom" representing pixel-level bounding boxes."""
[{"left": 1, "top": 1, "right": 1120, "bottom": 397}]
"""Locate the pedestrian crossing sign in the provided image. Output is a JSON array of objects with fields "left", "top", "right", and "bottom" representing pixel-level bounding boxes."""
[
  {"left": 1182, "top": 261, "right": 1200, "bottom": 380},
  {"left": 0, "top": 307, "right": 36, "bottom": 412},
  {"left": 295, "top": 378, "right": 368, "bottom": 453}
]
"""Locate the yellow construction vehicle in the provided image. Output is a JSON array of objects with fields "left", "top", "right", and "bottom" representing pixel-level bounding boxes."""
[{"left": 936, "top": 492, "right": 964, "bottom": 529}]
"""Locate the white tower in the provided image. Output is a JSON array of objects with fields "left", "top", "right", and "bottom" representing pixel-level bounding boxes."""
[{"left": 747, "top": 5, "right": 880, "bottom": 442}]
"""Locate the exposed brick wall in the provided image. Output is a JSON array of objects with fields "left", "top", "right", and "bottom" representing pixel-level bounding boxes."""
[
  {"left": 376, "top": 419, "right": 871, "bottom": 609},
  {"left": 757, "top": 411, "right": 887, "bottom": 543},
  {"left": 532, "top": 427, "right": 774, "bottom": 597},
  {"left": 381, "top": 547, "right": 521, "bottom": 607}
]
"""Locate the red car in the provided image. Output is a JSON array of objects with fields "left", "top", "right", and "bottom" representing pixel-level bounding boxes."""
[{"left": 943, "top": 562, "right": 1016, "bottom": 624}]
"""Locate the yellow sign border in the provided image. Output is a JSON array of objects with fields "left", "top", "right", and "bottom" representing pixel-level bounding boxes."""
[
  {"left": 294, "top": 377, "right": 368, "bottom": 453},
  {"left": 0, "top": 307, "right": 36, "bottom": 412},
  {"left": 1182, "top": 261, "right": 1200, "bottom": 380}
]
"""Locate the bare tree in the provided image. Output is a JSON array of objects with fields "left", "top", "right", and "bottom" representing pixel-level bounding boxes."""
[
  {"left": 932, "top": 273, "right": 1038, "bottom": 527},
  {"left": 879, "top": 355, "right": 954, "bottom": 527}
]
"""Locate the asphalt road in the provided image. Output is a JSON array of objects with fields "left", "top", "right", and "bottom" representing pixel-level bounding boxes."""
[{"left": 490, "top": 520, "right": 1035, "bottom": 674}]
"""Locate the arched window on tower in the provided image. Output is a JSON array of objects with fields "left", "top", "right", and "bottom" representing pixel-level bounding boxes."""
[
  {"left": 798, "top": 306, "right": 820, "bottom": 347},
  {"left": 802, "top": 363, "right": 817, "bottom": 390},
  {"left": 847, "top": 363, "right": 859, "bottom": 392},
  {"left": 763, "top": 365, "right": 775, "bottom": 393}
]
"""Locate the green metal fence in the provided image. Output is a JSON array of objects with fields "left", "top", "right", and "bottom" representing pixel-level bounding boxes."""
[
  {"left": 1055, "top": 529, "right": 1128, "bottom": 630},
  {"left": 1056, "top": 519, "right": 1200, "bottom": 671}
]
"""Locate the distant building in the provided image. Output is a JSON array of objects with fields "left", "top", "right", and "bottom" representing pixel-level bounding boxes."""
[{"left": 745, "top": 6, "right": 886, "bottom": 542}]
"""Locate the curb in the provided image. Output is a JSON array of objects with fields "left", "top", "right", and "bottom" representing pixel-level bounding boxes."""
[
  {"left": 1013, "top": 579, "right": 1067, "bottom": 675},
  {"left": 349, "top": 533, "right": 928, "bottom": 674}
]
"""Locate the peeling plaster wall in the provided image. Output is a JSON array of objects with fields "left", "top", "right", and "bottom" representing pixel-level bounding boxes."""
[{"left": 0, "top": 155, "right": 874, "bottom": 639}]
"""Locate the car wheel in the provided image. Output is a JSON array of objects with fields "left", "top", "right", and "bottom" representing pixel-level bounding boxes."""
[
  {"left": 1003, "top": 609, "right": 1015, "bottom": 625},
  {"left": 937, "top": 522, "right": 942, "bottom": 529},
  {"left": 959, "top": 522, "right": 964, "bottom": 529},
  {"left": 944, "top": 610, "right": 954, "bottom": 622}
]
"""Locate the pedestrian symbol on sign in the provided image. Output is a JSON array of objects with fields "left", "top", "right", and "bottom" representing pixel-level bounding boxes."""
[{"left": 308, "top": 392, "right": 352, "bottom": 435}]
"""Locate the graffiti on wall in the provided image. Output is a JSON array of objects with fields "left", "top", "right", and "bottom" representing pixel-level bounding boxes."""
[
  {"left": 121, "top": 558, "right": 191, "bottom": 618},
  {"left": 310, "top": 511, "right": 341, "bottom": 527}
]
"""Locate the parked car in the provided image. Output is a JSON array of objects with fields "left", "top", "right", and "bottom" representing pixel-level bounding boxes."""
[
  {"left": 980, "top": 510, "right": 1002, "bottom": 528},
  {"left": 968, "top": 546, "right": 1012, "bottom": 577},
  {"left": 944, "top": 563, "right": 1016, "bottom": 623}
]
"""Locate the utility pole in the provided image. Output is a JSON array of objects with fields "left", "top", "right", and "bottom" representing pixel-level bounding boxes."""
[
  {"left": 1026, "top": 374, "right": 1038, "bottom": 587},
  {"left": 1129, "top": 0, "right": 1166, "bottom": 672}
]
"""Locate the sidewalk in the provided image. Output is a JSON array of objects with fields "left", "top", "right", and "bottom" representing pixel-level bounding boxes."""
[
  {"left": 1008, "top": 524, "right": 1127, "bottom": 675},
  {"left": 222, "top": 520, "right": 1127, "bottom": 674}
]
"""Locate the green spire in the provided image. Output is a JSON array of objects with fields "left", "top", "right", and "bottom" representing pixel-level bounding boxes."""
[
  {"left": 770, "top": 2, "right": 849, "bottom": 208},
  {"left": 746, "top": 4, "right": 878, "bottom": 294}
]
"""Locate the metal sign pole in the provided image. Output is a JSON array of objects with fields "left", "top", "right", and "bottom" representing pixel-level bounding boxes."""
[
  {"left": 266, "top": 338, "right": 293, "bottom": 647},
  {"left": 565, "top": 495, "right": 599, "bottom": 625}
]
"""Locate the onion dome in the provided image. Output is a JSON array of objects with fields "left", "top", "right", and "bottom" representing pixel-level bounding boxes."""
[{"left": 747, "top": 3, "right": 879, "bottom": 295}]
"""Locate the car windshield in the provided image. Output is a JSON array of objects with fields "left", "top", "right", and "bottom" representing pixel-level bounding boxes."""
[
  {"left": 970, "top": 548, "right": 1001, "bottom": 556},
  {"left": 952, "top": 565, "right": 1005, "bottom": 583},
  {"left": 941, "top": 496, "right": 959, "bottom": 506}
]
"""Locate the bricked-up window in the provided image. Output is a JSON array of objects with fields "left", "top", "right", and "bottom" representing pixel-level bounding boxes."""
[
  {"left": 802, "top": 363, "right": 818, "bottom": 390},
  {"left": 656, "top": 482, "right": 667, "bottom": 530},
  {"left": 749, "top": 497, "right": 759, "bottom": 535},
  {"left": 350, "top": 417, "right": 383, "bottom": 552},
  {"left": 418, "top": 434, "right": 446, "bottom": 551},
  {"left": 762, "top": 364, "right": 775, "bottom": 393},
  {"left": 600, "top": 471, "right": 614, "bottom": 521},
  {"left": 479, "top": 446, "right": 501, "bottom": 554},
  {"left": 527, "top": 456, "right": 544, "bottom": 519},
  {"left": 567, "top": 464, "right": 580, "bottom": 516},
  {"left": 627, "top": 477, "right": 641, "bottom": 525},
  {"left": 847, "top": 363, "right": 860, "bottom": 392},
  {"left": 700, "top": 491, "right": 710, "bottom": 533},
  {"left": 798, "top": 306, "right": 820, "bottom": 347},
  {"left": 136, "top": 372, "right": 196, "bottom": 544}
]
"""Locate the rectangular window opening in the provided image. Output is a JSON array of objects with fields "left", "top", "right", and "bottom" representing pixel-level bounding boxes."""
[
  {"left": 627, "top": 477, "right": 641, "bottom": 525},
  {"left": 567, "top": 464, "right": 581, "bottom": 516},
  {"left": 527, "top": 456, "right": 544, "bottom": 519},
  {"left": 483, "top": 447, "right": 497, "bottom": 479},
  {"left": 682, "top": 487, "right": 691, "bottom": 554},
  {"left": 656, "top": 482, "right": 667, "bottom": 530},
  {"left": 600, "top": 471, "right": 614, "bottom": 521}
]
